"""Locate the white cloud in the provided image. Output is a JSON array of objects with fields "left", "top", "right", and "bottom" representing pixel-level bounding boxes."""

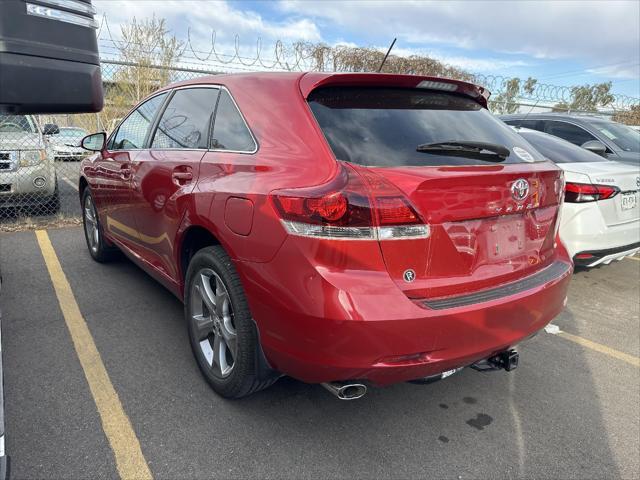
[
  {"left": 279, "top": 0, "right": 640, "bottom": 75},
  {"left": 587, "top": 63, "right": 640, "bottom": 80},
  {"left": 383, "top": 46, "right": 530, "bottom": 72},
  {"left": 95, "top": 0, "right": 321, "bottom": 58}
]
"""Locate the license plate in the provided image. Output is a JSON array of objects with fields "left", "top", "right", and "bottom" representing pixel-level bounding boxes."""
[
  {"left": 621, "top": 192, "right": 638, "bottom": 211},
  {"left": 486, "top": 218, "right": 525, "bottom": 259}
]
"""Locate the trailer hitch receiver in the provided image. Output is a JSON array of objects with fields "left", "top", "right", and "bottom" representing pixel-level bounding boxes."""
[{"left": 471, "top": 349, "right": 519, "bottom": 372}]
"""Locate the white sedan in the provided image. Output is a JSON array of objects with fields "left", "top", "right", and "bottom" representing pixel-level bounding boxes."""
[{"left": 516, "top": 128, "right": 639, "bottom": 267}]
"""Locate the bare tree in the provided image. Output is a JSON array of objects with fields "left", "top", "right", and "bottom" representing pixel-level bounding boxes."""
[
  {"left": 99, "top": 16, "right": 183, "bottom": 132},
  {"left": 613, "top": 104, "right": 640, "bottom": 125},
  {"left": 295, "top": 42, "right": 473, "bottom": 80}
]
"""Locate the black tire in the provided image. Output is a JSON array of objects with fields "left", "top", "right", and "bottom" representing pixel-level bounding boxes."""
[
  {"left": 184, "top": 245, "right": 278, "bottom": 398},
  {"left": 81, "top": 188, "right": 118, "bottom": 262}
]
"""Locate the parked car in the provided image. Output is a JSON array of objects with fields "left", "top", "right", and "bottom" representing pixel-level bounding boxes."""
[
  {"left": 0, "top": 114, "right": 59, "bottom": 214},
  {"left": 513, "top": 128, "right": 639, "bottom": 267},
  {"left": 78, "top": 73, "right": 572, "bottom": 399},
  {"left": 500, "top": 114, "right": 640, "bottom": 166},
  {"left": 46, "top": 126, "right": 89, "bottom": 161}
]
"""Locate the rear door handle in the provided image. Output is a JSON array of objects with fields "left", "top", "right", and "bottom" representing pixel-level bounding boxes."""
[{"left": 172, "top": 166, "right": 193, "bottom": 185}]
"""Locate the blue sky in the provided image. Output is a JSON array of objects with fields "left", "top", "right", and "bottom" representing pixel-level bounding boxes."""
[{"left": 94, "top": 0, "right": 640, "bottom": 98}]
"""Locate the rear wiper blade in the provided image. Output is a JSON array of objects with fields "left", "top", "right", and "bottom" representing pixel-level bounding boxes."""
[{"left": 416, "top": 141, "right": 510, "bottom": 162}]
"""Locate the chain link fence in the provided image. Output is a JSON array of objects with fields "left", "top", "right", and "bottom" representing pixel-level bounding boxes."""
[
  {"left": 1, "top": 59, "right": 638, "bottom": 231},
  {"left": 0, "top": 61, "right": 210, "bottom": 231}
]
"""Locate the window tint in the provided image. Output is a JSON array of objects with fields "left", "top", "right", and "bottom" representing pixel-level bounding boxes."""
[
  {"left": 308, "top": 87, "right": 544, "bottom": 167},
  {"left": 111, "top": 93, "right": 167, "bottom": 150},
  {"left": 152, "top": 88, "right": 219, "bottom": 149},
  {"left": 519, "top": 130, "right": 609, "bottom": 164},
  {"left": 210, "top": 90, "right": 256, "bottom": 152},
  {"left": 543, "top": 121, "right": 596, "bottom": 147}
]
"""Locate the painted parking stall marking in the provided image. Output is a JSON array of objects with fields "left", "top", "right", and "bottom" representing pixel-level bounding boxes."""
[
  {"left": 546, "top": 323, "right": 640, "bottom": 368},
  {"left": 35, "top": 230, "right": 153, "bottom": 480}
]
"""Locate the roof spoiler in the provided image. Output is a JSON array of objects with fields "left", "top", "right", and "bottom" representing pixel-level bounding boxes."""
[{"left": 299, "top": 73, "right": 491, "bottom": 108}]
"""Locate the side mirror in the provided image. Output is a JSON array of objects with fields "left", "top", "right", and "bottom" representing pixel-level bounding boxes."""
[
  {"left": 42, "top": 123, "right": 60, "bottom": 135},
  {"left": 81, "top": 132, "right": 106, "bottom": 152},
  {"left": 581, "top": 140, "right": 607, "bottom": 157}
]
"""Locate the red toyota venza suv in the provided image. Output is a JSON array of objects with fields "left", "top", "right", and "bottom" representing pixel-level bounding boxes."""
[{"left": 78, "top": 72, "right": 572, "bottom": 400}]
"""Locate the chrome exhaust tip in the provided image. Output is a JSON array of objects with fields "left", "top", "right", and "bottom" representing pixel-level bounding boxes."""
[{"left": 321, "top": 381, "right": 367, "bottom": 400}]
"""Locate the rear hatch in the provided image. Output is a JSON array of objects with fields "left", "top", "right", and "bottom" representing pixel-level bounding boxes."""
[{"left": 308, "top": 85, "right": 564, "bottom": 300}]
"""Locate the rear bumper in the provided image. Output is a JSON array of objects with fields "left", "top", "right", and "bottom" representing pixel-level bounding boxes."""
[
  {"left": 560, "top": 202, "right": 640, "bottom": 258},
  {"left": 574, "top": 242, "right": 640, "bottom": 267},
  {"left": 238, "top": 238, "right": 572, "bottom": 386}
]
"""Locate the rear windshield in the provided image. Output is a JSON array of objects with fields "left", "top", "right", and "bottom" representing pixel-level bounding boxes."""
[
  {"left": 518, "top": 129, "right": 609, "bottom": 164},
  {"left": 308, "top": 87, "right": 544, "bottom": 167}
]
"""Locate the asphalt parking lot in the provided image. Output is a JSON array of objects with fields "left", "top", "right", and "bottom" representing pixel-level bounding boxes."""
[{"left": 1, "top": 227, "right": 639, "bottom": 479}]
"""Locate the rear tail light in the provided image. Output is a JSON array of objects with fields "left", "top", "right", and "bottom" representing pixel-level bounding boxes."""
[
  {"left": 270, "top": 163, "right": 430, "bottom": 240},
  {"left": 565, "top": 182, "right": 619, "bottom": 203}
]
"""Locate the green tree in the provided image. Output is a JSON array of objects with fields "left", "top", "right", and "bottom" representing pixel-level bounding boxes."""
[
  {"left": 489, "top": 77, "right": 537, "bottom": 114},
  {"left": 553, "top": 82, "right": 615, "bottom": 113}
]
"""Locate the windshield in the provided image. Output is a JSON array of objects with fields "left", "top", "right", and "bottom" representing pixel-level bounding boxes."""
[
  {"left": 58, "top": 127, "right": 87, "bottom": 138},
  {"left": 590, "top": 121, "right": 640, "bottom": 152},
  {"left": 52, "top": 127, "right": 88, "bottom": 143},
  {"left": 308, "top": 87, "right": 544, "bottom": 167},
  {"left": 518, "top": 130, "right": 609, "bottom": 164},
  {"left": 0, "top": 115, "right": 37, "bottom": 134}
]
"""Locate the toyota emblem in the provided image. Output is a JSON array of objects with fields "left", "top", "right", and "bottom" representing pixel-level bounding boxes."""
[{"left": 511, "top": 178, "right": 530, "bottom": 202}]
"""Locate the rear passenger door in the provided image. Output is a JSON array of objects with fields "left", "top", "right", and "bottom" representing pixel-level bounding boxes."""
[
  {"left": 129, "top": 86, "right": 220, "bottom": 282},
  {"left": 198, "top": 88, "right": 260, "bottom": 260}
]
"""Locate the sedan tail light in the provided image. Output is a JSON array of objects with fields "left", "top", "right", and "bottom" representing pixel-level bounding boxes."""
[
  {"left": 270, "top": 163, "right": 430, "bottom": 240},
  {"left": 564, "top": 182, "right": 619, "bottom": 203}
]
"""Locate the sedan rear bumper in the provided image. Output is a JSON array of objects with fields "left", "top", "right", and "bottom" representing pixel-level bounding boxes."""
[
  {"left": 560, "top": 202, "right": 640, "bottom": 258},
  {"left": 574, "top": 242, "right": 640, "bottom": 267}
]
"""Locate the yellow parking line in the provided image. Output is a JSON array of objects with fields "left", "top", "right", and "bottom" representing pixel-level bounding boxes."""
[
  {"left": 558, "top": 331, "right": 640, "bottom": 368},
  {"left": 628, "top": 256, "right": 640, "bottom": 262},
  {"left": 35, "top": 230, "right": 153, "bottom": 480}
]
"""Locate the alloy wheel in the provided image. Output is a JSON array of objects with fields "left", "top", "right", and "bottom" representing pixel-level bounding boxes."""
[
  {"left": 83, "top": 195, "right": 99, "bottom": 254},
  {"left": 190, "top": 268, "right": 237, "bottom": 378}
]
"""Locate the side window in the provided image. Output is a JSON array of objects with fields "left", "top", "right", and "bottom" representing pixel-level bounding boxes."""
[
  {"left": 505, "top": 119, "right": 543, "bottom": 131},
  {"left": 111, "top": 93, "right": 167, "bottom": 150},
  {"left": 210, "top": 90, "right": 256, "bottom": 152},
  {"left": 151, "top": 88, "right": 219, "bottom": 149},
  {"left": 543, "top": 121, "right": 596, "bottom": 146}
]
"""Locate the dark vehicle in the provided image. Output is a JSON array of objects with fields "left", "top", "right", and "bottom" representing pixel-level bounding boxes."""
[
  {"left": 0, "top": 0, "right": 102, "bottom": 114},
  {"left": 501, "top": 113, "right": 640, "bottom": 167}
]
